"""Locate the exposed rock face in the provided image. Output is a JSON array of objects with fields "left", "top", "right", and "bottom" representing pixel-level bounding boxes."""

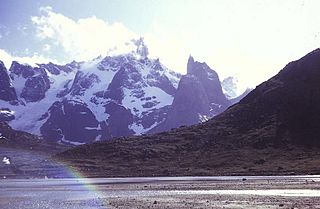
[
  {"left": 9, "top": 61, "right": 52, "bottom": 102},
  {"left": 40, "top": 100, "right": 100, "bottom": 144},
  {"left": 69, "top": 71, "right": 100, "bottom": 96},
  {"left": 104, "top": 65, "right": 138, "bottom": 103},
  {"left": 151, "top": 56, "right": 229, "bottom": 133},
  {"left": 38, "top": 61, "right": 78, "bottom": 75},
  {"left": 151, "top": 75, "right": 210, "bottom": 132},
  {"left": 9, "top": 61, "right": 34, "bottom": 79},
  {"left": 105, "top": 101, "right": 134, "bottom": 138},
  {"left": 187, "top": 56, "right": 228, "bottom": 108},
  {"left": 20, "top": 68, "right": 50, "bottom": 102},
  {"left": 0, "top": 61, "right": 17, "bottom": 101}
]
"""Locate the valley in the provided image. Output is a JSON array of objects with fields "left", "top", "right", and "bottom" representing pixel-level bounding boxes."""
[{"left": 1, "top": 1, "right": 320, "bottom": 209}]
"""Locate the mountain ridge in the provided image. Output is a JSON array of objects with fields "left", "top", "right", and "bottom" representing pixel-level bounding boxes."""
[
  {"left": 54, "top": 48, "right": 320, "bottom": 177},
  {"left": 0, "top": 43, "right": 236, "bottom": 144}
]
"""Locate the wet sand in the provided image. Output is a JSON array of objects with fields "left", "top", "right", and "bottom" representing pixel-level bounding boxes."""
[{"left": 1, "top": 176, "right": 320, "bottom": 209}]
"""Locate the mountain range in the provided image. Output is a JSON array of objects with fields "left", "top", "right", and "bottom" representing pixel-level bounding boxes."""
[
  {"left": 0, "top": 40, "right": 246, "bottom": 144},
  {"left": 54, "top": 48, "right": 320, "bottom": 177}
]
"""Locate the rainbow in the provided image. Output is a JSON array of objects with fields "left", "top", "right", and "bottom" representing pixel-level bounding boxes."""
[
  {"left": 2, "top": 147, "right": 110, "bottom": 208},
  {"left": 51, "top": 159, "right": 110, "bottom": 208}
]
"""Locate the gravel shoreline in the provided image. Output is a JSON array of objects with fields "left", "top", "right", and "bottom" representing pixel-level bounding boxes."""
[
  {"left": 2, "top": 177, "right": 319, "bottom": 209},
  {"left": 103, "top": 178, "right": 320, "bottom": 209}
]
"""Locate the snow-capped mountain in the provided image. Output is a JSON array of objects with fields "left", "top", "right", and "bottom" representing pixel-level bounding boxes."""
[
  {"left": 0, "top": 40, "right": 182, "bottom": 144},
  {"left": 0, "top": 40, "right": 237, "bottom": 144},
  {"left": 222, "top": 76, "right": 239, "bottom": 99},
  {"left": 222, "top": 76, "right": 252, "bottom": 104}
]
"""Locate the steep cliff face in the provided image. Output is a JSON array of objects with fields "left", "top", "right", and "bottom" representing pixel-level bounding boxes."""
[
  {"left": 151, "top": 56, "right": 229, "bottom": 133},
  {"left": 187, "top": 56, "right": 229, "bottom": 108}
]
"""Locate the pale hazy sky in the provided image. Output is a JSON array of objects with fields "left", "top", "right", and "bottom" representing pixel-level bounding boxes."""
[{"left": 0, "top": 0, "right": 320, "bottom": 91}]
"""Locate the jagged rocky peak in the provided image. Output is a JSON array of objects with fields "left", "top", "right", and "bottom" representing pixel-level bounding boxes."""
[
  {"left": 187, "top": 55, "right": 195, "bottom": 72},
  {"left": 150, "top": 56, "right": 230, "bottom": 133},
  {"left": 38, "top": 61, "right": 79, "bottom": 75},
  {"left": 8, "top": 61, "right": 52, "bottom": 103},
  {"left": 9, "top": 61, "right": 35, "bottom": 78},
  {"left": 132, "top": 37, "right": 149, "bottom": 59},
  {"left": 151, "top": 75, "right": 211, "bottom": 132},
  {"left": 187, "top": 55, "right": 219, "bottom": 80},
  {"left": 187, "top": 55, "right": 198, "bottom": 75},
  {"left": 186, "top": 55, "right": 229, "bottom": 107}
]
